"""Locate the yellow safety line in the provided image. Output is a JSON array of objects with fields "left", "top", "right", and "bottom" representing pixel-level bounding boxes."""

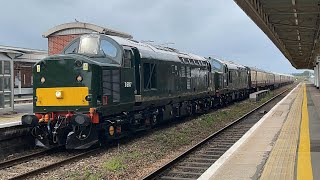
[{"left": 297, "top": 84, "right": 313, "bottom": 180}]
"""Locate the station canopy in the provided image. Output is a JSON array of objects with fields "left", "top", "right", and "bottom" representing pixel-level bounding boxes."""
[{"left": 235, "top": 0, "right": 320, "bottom": 69}]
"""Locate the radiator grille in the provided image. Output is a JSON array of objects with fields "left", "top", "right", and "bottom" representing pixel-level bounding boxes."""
[{"left": 103, "top": 69, "right": 120, "bottom": 102}]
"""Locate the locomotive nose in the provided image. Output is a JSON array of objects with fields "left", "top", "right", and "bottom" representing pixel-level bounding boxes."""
[{"left": 33, "top": 56, "right": 94, "bottom": 108}]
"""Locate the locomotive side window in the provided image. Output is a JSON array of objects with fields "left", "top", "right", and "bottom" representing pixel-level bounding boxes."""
[
  {"left": 186, "top": 66, "right": 191, "bottom": 89},
  {"left": 229, "top": 71, "right": 233, "bottom": 83},
  {"left": 100, "top": 40, "right": 118, "bottom": 58},
  {"left": 143, "top": 63, "right": 157, "bottom": 90},
  {"left": 123, "top": 49, "right": 132, "bottom": 68},
  {"left": 180, "top": 66, "right": 186, "bottom": 77}
]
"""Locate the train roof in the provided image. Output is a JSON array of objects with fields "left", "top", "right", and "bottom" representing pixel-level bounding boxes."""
[
  {"left": 211, "top": 58, "right": 246, "bottom": 70},
  {"left": 247, "top": 66, "right": 267, "bottom": 72},
  {"left": 107, "top": 35, "right": 207, "bottom": 63}
]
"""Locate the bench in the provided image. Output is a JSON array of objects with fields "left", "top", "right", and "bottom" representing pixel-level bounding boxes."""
[{"left": 249, "top": 89, "right": 270, "bottom": 101}]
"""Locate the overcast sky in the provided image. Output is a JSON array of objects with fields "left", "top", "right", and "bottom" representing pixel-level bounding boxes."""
[{"left": 0, "top": 0, "right": 304, "bottom": 73}]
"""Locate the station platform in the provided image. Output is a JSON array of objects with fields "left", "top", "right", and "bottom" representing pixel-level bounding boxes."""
[
  {"left": 0, "top": 102, "right": 32, "bottom": 128},
  {"left": 199, "top": 82, "right": 318, "bottom": 180},
  {"left": 0, "top": 114, "right": 23, "bottom": 128}
]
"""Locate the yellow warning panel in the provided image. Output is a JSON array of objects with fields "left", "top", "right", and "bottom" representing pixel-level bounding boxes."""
[
  {"left": 36, "top": 87, "right": 89, "bottom": 106},
  {"left": 297, "top": 84, "right": 313, "bottom": 180}
]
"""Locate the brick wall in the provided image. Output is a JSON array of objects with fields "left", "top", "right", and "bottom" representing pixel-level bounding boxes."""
[{"left": 48, "top": 34, "right": 79, "bottom": 55}]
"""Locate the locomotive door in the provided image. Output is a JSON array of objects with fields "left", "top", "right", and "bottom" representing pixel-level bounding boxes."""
[
  {"left": 132, "top": 48, "right": 141, "bottom": 95},
  {"left": 121, "top": 47, "right": 135, "bottom": 102},
  {"left": 224, "top": 65, "right": 229, "bottom": 88}
]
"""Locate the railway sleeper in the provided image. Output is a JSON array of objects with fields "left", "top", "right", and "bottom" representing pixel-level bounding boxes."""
[
  {"left": 180, "top": 161, "right": 213, "bottom": 167},
  {"left": 176, "top": 166, "right": 209, "bottom": 171},
  {"left": 160, "top": 176, "right": 197, "bottom": 180},
  {"left": 167, "top": 171, "right": 203, "bottom": 177}
]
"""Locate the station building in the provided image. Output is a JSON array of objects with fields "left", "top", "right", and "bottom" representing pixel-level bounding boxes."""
[
  {"left": 42, "top": 22, "right": 132, "bottom": 55},
  {"left": 0, "top": 46, "right": 47, "bottom": 113}
]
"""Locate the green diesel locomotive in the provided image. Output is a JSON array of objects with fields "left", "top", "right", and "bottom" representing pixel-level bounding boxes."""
[
  {"left": 21, "top": 33, "right": 293, "bottom": 149},
  {"left": 22, "top": 34, "right": 220, "bottom": 149}
]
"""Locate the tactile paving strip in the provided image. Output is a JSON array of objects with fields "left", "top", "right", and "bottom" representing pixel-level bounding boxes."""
[{"left": 260, "top": 84, "right": 303, "bottom": 180}]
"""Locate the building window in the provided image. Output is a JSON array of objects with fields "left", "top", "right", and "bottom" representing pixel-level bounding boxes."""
[{"left": 143, "top": 63, "right": 157, "bottom": 90}]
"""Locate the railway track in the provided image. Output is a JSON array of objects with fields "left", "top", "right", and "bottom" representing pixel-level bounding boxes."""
[
  {"left": 143, "top": 86, "right": 292, "bottom": 180},
  {"left": 0, "top": 85, "right": 293, "bottom": 180},
  {"left": 0, "top": 146, "right": 101, "bottom": 180}
]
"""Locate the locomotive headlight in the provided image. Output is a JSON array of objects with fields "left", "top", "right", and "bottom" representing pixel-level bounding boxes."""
[
  {"left": 55, "top": 90, "right": 63, "bottom": 99},
  {"left": 85, "top": 94, "right": 92, "bottom": 102},
  {"left": 40, "top": 77, "right": 46, "bottom": 84},
  {"left": 76, "top": 75, "right": 83, "bottom": 82},
  {"left": 75, "top": 60, "right": 83, "bottom": 67}
]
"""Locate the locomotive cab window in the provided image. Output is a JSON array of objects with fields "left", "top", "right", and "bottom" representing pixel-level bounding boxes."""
[
  {"left": 100, "top": 40, "right": 118, "bottom": 58},
  {"left": 79, "top": 36, "right": 99, "bottom": 54},
  {"left": 64, "top": 39, "right": 80, "bottom": 54}
]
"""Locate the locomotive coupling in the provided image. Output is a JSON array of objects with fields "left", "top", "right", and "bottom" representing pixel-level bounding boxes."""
[{"left": 71, "top": 114, "right": 91, "bottom": 126}]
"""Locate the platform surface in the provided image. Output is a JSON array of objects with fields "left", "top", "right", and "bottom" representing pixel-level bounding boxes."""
[
  {"left": 0, "top": 103, "right": 32, "bottom": 128},
  {"left": 199, "top": 82, "right": 319, "bottom": 180}
]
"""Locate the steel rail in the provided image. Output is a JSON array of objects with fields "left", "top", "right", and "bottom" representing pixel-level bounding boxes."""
[
  {"left": 9, "top": 148, "right": 101, "bottom": 180},
  {"left": 0, "top": 146, "right": 62, "bottom": 170},
  {"left": 143, "top": 86, "right": 292, "bottom": 180}
]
